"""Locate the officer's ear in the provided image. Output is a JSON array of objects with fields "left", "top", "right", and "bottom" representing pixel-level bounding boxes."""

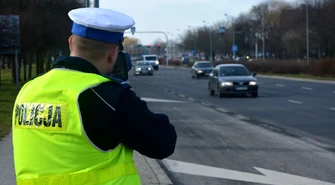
[
  {"left": 68, "top": 35, "right": 73, "bottom": 52},
  {"left": 107, "top": 45, "right": 119, "bottom": 64}
]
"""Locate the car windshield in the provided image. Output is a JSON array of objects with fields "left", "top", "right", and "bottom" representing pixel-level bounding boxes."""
[
  {"left": 220, "top": 66, "right": 250, "bottom": 76},
  {"left": 144, "top": 56, "right": 157, "bottom": 60},
  {"left": 197, "top": 62, "right": 213, "bottom": 68}
]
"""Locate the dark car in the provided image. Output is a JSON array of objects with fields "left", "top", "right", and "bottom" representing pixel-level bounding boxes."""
[
  {"left": 191, "top": 61, "right": 214, "bottom": 79},
  {"left": 134, "top": 61, "right": 154, "bottom": 76},
  {"left": 208, "top": 64, "right": 259, "bottom": 98}
]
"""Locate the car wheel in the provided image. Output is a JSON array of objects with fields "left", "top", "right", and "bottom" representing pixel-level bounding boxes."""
[
  {"left": 252, "top": 92, "right": 258, "bottom": 98},
  {"left": 208, "top": 84, "right": 214, "bottom": 96}
]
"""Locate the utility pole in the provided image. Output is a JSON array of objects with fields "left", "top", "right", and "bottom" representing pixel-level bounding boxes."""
[
  {"left": 262, "top": 9, "right": 265, "bottom": 60},
  {"left": 255, "top": 33, "right": 258, "bottom": 59},
  {"left": 225, "top": 14, "right": 236, "bottom": 59},
  {"left": 203, "top": 20, "right": 213, "bottom": 61},
  {"left": 306, "top": 1, "right": 310, "bottom": 65}
]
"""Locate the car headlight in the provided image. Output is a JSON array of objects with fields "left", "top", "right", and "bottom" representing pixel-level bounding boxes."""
[
  {"left": 221, "top": 82, "right": 233, "bottom": 86},
  {"left": 156, "top": 61, "right": 159, "bottom": 65},
  {"left": 249, "top": 81, "right": 257, "bottom": 85},
  {"left": 197, "top": 70, "right": 203, "bottom": 73},
  {"left": 136, "top": 68, "right": 141, "bottom": 71},
  {"left": 148, "top": 67, "right": 152, "bottom": 70}
]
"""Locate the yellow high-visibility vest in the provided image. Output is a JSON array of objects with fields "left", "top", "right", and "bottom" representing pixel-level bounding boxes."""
[{"left": 12, "top": 68, "right": 141, "bottom": 185}]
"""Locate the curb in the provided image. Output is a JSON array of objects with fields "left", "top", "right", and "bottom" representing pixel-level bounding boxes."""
[{"left": 134, "top": 152, "right": 173, "bottom": 185}]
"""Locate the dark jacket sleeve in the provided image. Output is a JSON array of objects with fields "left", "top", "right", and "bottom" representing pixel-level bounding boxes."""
[{"left": 115, "top": 89, "right": 177, "bottom": 160}]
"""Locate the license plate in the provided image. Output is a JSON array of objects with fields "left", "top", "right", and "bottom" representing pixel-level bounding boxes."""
[
  {"left": 205, "top": 73, "right": 210, "bottom": 75},
  {"left": 236, "top": 87, "right": 248, "bottom": 91}
]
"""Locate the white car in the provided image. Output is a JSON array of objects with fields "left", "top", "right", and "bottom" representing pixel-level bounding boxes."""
[{"left": 142, "top": 55, "right": 159, "bottom": 70}]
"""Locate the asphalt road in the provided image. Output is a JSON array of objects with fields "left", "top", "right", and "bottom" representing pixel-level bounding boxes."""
[
  {"left": 128, "top": 72, "right": 335, "bottom": 185},
  {"left": 129, "top": 66, "right": 335, "bottom": 148}
]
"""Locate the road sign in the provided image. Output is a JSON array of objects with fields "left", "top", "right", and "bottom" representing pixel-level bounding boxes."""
[
  {"left": 220, "top": 26, "right": 226, "bottom": 33},
  {"left": 232, "top": 45, "right": 238, "bottom": 52},
  {"left": 163, "top": 159, "right": 335, "bottom": 185},
  {"left": 131, "top": 26, "right": 136, "bottom": 35}
]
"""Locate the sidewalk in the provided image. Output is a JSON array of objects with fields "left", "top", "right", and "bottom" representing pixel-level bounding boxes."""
[{"left": 0, "top": 133, "right": 172, "bottom": 185}]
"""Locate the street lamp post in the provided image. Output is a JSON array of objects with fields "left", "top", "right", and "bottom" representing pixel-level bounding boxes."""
[
  {"left": 225, "top": 14, "right": 236, "bottom": 59},
  {"left": 202, "top": 20, "right": 213, "bottom": 61},
  {"left": 306, "top": 1, "right": 310, "bottom": 65},
  {"left": 188, "top": 25, "right": 197, "bottom": 54}
]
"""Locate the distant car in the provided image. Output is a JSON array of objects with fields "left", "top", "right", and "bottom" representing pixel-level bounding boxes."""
[
  {"left": 191, "top": 61, "right": 214, "bottom": 79},
  {"left": 208, "top": 64, "right": 259, "bottom": 98},
  {"left": 142, "top": 55, "right": 159, "bottom": 70},
  {"left": 134, "top": 61, "right": 154, "bottom": 76}
]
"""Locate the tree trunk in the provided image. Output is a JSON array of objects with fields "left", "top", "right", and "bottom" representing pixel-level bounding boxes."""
[
  {"left": 36, "top": 52, "right": 40, "bottom": 75},
  {"left": 28, "top": 53, "right": 33, "bottom": 79},
  {"left": 0, "top": 55, "right": 2, "bottom": 89},
  {"left": 23, "top": 52, "right": 27, "bottom": 81},
  {"left": 11, "top": 55, "right": 16, "bottom": 84},
  {"left": 1, "top": 55, "right": 5, "bottom": 69},
  {"left": 8, "top": 55, "right": 12, "bottom": 68},
  {"left": 46, "top": 52, "right": 51, "bottom": 71}
]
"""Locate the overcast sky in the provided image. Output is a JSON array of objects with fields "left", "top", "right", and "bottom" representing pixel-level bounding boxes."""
[{"left": 99, "top": 0, "right": 295, "bottom": 45}]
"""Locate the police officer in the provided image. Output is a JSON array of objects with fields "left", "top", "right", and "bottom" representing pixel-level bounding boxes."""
[{"left": 12, "top": 7, "right": 177, "bottom": 185}]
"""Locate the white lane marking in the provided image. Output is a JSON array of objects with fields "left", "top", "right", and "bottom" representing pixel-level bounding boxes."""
[
  {"left": 276, "top": 84, "right": 286, "bottom": 87},
  {"left": 287, "top": 100, "right": 303, "bottom": 104},
  {"left": 188, "top": 98, "right": 195, "bottom": 101},
  {"left": 235, "top": 114, "right": 250, "bottom": 121},
  {"left": 259, "top": 94, "right": 268, "bottom": 97},
  {"left": 141, "top": 98, "right": 185, "bottom": 103},
  {"left": 301, "top": 87, "right": 313, "bottom": 90},
  {"left": 330, "top": 108, "right": 335, "bottom": 111},
  {"left": 333, "top": 91, "right": 335, "bottom": 94},
  {"left": 201, "top": 103, "right": 210, "bottom": 107},
  {"left": 162, "top": 159, "right": 335, "bottom": 185},
  {"left": 179, "top": 94, "right": 186, "bottom": 98},
  {"left": 216, "top": 108, "right": 228, "bottom": 113}
]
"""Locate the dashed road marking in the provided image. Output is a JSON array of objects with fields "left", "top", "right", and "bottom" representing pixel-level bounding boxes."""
[
  {"left": 302, "top": 87, "right": 313, "bottom": 90},
  {"left": 216, "top": 108, "right": 229, "bottom": 113},
  {"left": 201, "top": 103, "right": 210, "bottom": 107},
  {"left": 235, "top": 114, "right": 250, "bottom": 121},
  {"left": 333, "top": 91, "right": 335, "bottom": 94},
  {"left": 179, "top": 94, "right": 186, "bottom": 98},
  {"left": 188, "top": 98, "right": 195, "bottom": 101},
  {"left": 287, "top": 100, "right": 303, "bottom": 104},
  {"left": 330, "top": 108, "right": 335, "bottom": 111},
  {"left": 259, "top": 94, "right": 268, "bottom": 97},
  {"left": 276, "top": 84, "right": 286, "bottom": 87}
]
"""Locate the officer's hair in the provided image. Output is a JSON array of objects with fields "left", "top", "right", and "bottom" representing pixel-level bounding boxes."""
[{"left": 71, "top": 34, "right": 117, "bottom": 62}]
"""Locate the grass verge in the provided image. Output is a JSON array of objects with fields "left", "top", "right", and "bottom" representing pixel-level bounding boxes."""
[{"left": 0, "top": 66, "right": 36, "bottom": 140}]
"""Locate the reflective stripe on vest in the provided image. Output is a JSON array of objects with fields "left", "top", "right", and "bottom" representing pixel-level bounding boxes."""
[
  {"left": 17, "top": 161, "right": 138, "bottom": 185},
  {"left": 12, "top": 69, "right": 141, "bottom": 185}
]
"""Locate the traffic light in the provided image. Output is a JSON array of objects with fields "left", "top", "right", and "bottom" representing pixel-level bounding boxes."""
[
  {"left": 137, "top": 44, "right": 142, "bottom": 48},
  {"left": 157, "top": 43, "right": 161, "bottom": 49},
  {"left": 147, "top": 44, "right": 151, "bottom": 48}
]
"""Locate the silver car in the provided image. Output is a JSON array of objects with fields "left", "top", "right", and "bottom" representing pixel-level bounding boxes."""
[
  {"left": 134, "top": 61, "right": 154, "bottom": 76},
  {"left": 208, "top": 64, "right": 259, "bottom": 98}
]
